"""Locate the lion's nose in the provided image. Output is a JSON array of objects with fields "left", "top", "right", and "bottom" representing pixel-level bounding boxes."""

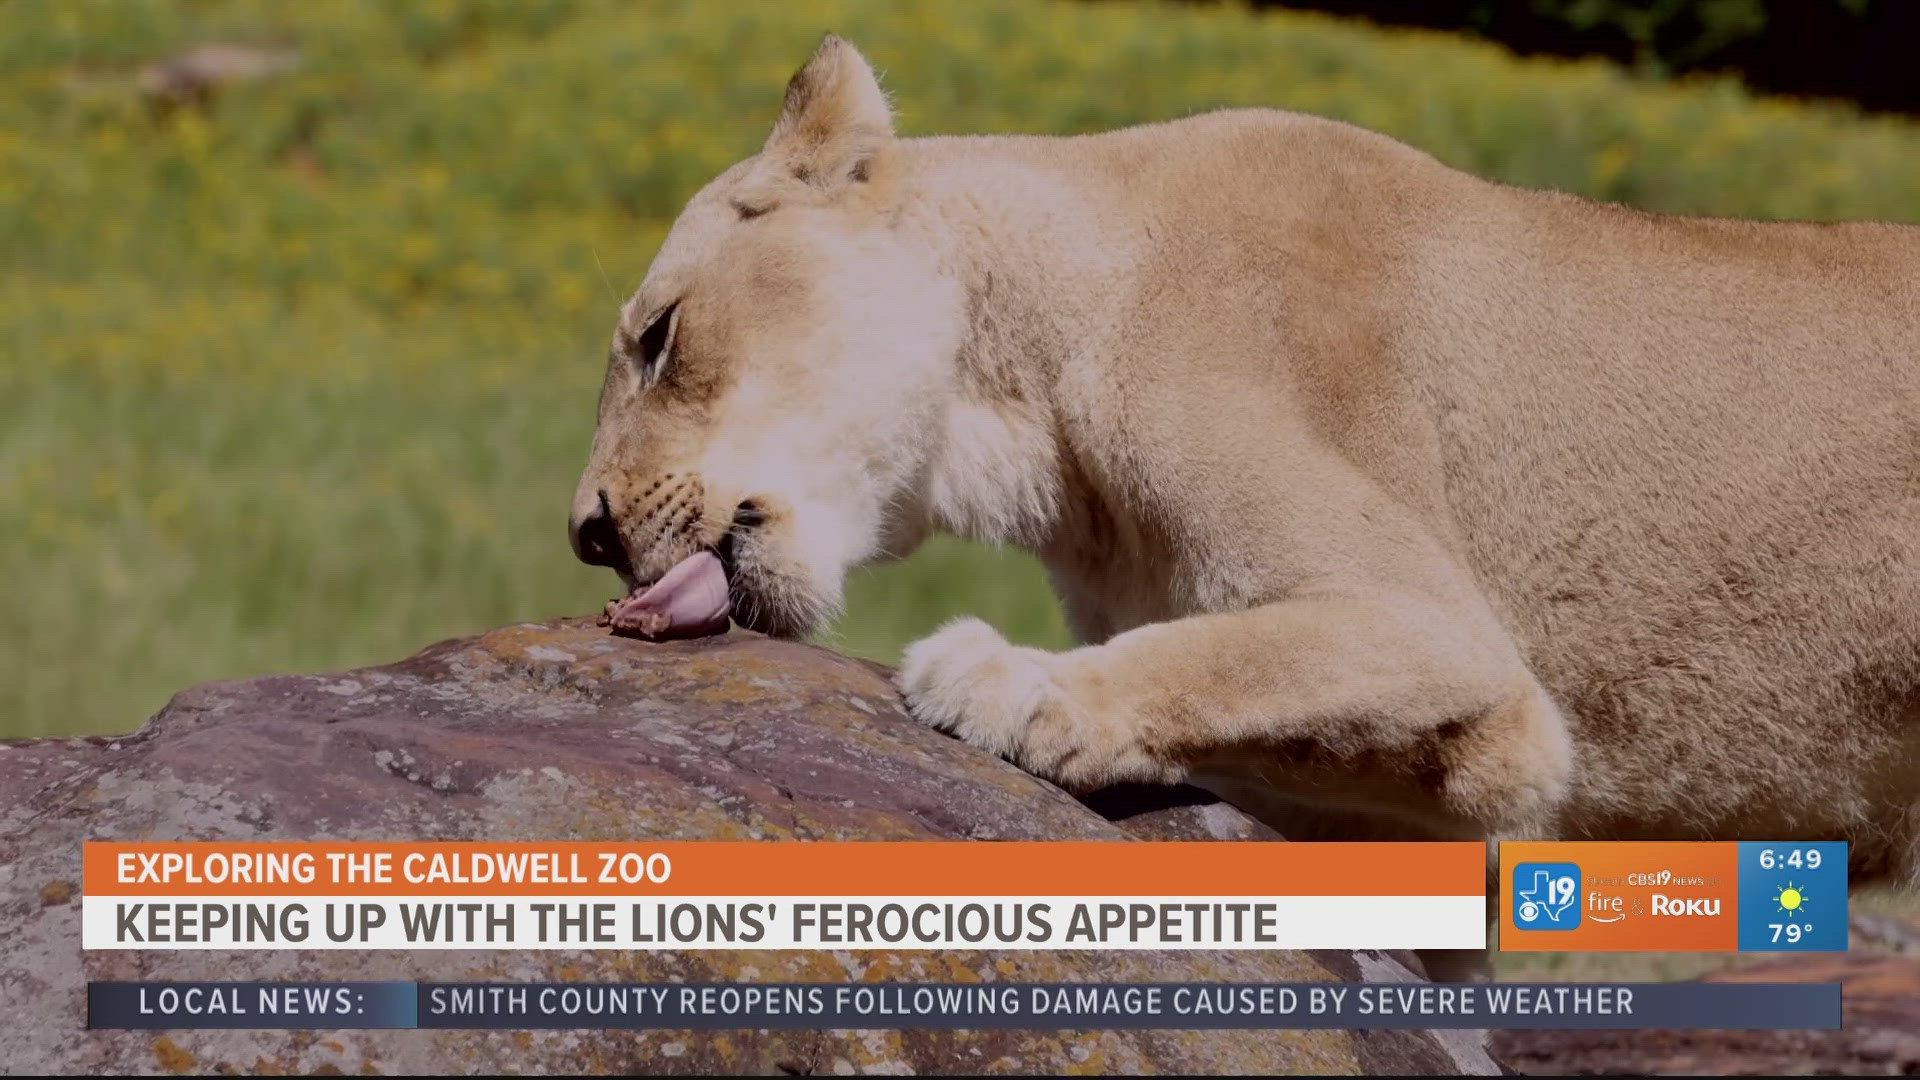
[{"left": 569, "top": 490, "right": 628, "bottom": 569}]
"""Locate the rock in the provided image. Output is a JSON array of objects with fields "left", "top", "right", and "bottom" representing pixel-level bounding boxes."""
[
  {"left": 0, "top": 620, "right": 1496, "bottom": 1075},
  {"left": 1491, "top": 951, "right": 1920, "bottom": 1075},
  {"left": 1847, "top": 909, "right": 1920, "bottom": 955}
]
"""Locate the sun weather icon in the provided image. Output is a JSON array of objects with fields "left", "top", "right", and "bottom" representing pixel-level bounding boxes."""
[
  {"left": 1512, "top": 861, "right": 1581, "bottom": 930},
  {"left": 1774, "top": 881, "right": 1806, "bottom": 915}
]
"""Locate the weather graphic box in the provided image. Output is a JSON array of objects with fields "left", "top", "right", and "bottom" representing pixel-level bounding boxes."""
[
  {"left": 1735, "top": 841, "right": 1847, "bottom": 951},
  {"left": 1499, "top": 841, "right": 1848, "bottom": 952}
]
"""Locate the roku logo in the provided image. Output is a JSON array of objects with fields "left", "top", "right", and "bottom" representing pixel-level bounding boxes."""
[{"left": 1650, "top": 894, "right": 1721, "bottom": 916}]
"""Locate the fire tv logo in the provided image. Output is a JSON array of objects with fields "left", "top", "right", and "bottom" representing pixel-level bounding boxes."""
[{"left": 1511, "top": 862, "right": 1581, "bottom": 930}]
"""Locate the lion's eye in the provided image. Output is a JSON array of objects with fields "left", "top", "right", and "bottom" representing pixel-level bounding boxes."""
[{"left": 629, "top": 301, "right": 679, "bottom": 384}]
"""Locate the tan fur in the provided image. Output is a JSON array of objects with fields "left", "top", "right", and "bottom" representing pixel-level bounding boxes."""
[{"left": 573, "top": 39, "right": 1920, "bottom": 889}]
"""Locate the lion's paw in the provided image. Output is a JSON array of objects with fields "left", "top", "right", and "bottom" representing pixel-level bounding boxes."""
[
  {"left": 898, "top": 617, "right": 1052, "bottom": 758},
  {"left": 896, "top": 617, "right": 1167, "bottom": 792}
]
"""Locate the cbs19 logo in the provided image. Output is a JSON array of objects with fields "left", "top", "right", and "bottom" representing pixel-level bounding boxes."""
[{"left": 1512, "top": 862, "right": 1581, "bottom": 930}]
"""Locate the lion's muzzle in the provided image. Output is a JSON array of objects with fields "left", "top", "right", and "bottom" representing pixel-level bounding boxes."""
[{"left": 570, "top": 472, "right": 753, "bottom": 640}]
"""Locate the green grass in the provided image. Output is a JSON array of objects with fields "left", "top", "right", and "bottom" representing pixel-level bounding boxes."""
[{"left": 8, "top": 0, "right": 1920, "bottom": 738}]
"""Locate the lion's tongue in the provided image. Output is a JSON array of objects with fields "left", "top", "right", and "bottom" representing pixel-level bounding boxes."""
[{"left": 610, "top": 550, "right": 730, "bottom": 639}]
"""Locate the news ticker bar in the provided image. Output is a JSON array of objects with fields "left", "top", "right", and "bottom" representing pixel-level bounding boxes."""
[
  {"left": 87, "top": 981, "right": 1840, "bottom": 1031},
  {"left": 82, "top": 839, "right": 1851, "bottom": 952}
]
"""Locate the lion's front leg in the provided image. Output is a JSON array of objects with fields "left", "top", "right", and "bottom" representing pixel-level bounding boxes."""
[
  {"left": 897, "top": 617, "right": 1179, "bottom": 792},
  {"left": 897, "top": 596, "right": 1574, "bottom": 837}
]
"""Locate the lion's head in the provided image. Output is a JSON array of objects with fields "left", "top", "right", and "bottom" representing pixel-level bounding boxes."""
[{"left": 568, "top": 37, "right": 970, "bottom": 638}]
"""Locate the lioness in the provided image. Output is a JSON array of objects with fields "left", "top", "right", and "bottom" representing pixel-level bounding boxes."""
[{"left": 570, "top": 39, "right": 1919, "bottom": 899}]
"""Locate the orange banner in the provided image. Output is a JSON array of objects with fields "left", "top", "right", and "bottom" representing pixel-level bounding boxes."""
[
  {"left": 83, "top": 841, "right": 1486, "bottom": 898},
  {"left": 1499, "top": 841, "right": 1740, "bottom": 951}
]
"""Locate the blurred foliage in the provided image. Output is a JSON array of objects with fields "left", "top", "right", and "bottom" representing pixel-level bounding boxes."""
[
  {"left": 7, "top": 0, "right": 1920, "bottom": 736},
  {"left": 1275, "top": 1, "right": 1919, "bottom": 113}
]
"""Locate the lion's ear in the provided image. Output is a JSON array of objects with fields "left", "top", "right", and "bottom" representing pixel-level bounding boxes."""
[{"left": 761, "top": 35, "right": 894, "bottom": 193}]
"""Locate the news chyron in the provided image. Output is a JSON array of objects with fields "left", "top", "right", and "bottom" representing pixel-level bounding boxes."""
[{"left": 82, "top": 839, "right": 1845, "bottom": 1034}]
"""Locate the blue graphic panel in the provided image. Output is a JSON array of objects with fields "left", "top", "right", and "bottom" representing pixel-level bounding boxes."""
[
  {"left": 1736, "top": 842, "right": 1846, "bottom": 951},
  {"left": 1512, "top": 861, "right": 1581, "bottom": 930}
]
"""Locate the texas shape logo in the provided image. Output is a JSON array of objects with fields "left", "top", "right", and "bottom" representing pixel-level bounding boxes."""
[{"left": 1513, "top": 861, "right": 1581, "bottom": 930}]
